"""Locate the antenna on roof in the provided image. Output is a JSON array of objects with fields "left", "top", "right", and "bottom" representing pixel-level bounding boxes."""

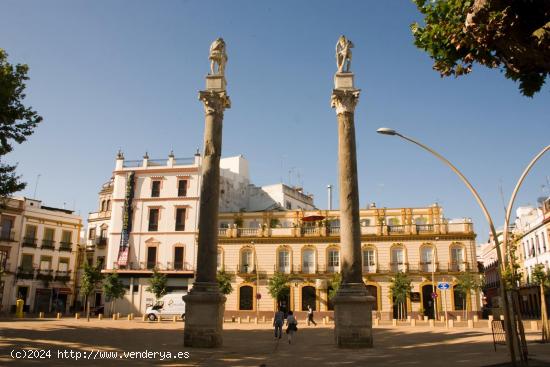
[{"left": 33, "top": 174, "right": 41, "bottom": 199}]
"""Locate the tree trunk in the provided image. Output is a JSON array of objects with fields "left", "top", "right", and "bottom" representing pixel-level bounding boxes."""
[
  {"left": 86, "top": 295, "right": 90, "bottom": 322},
  {"left": 541, "top": 283, "right": 548, "bottom": 343}
]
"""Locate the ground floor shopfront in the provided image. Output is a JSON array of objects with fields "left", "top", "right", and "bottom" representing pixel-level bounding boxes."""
[
  {"left": 223, "top": 274, "right": 481, "bottom": 320},
  {"left": 0, "top": 274, "right": 74, "bottom": 314}
]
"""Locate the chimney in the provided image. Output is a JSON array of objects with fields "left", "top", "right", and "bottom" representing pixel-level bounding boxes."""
[{"left": 327, "top": 184, "right": 333, "bottom": 210}]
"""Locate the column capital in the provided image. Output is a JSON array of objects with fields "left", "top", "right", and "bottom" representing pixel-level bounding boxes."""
[
  {"left": 331, "top": 88, "right": 360, "bottom": 115},
  {"left": 199, "top": 90, "right": 231, "bottom": 115}
]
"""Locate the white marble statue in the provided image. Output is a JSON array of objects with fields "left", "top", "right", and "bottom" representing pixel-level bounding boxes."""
[
  {"left": 336, "top": 35, "right": 354, "bottom": 73},
  {"left": 209, "top": 38, "right": 228, "bottom": 76}
]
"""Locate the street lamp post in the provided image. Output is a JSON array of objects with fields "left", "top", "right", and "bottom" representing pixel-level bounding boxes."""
[
  {"left": 251, "top": 241, "right": 260, "bottom": 321},
  {"left": 376, "top": 127, "right": 520, "bottom": 365}
]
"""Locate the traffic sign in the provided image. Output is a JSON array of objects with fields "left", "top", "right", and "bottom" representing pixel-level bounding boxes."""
[
  {"left": 256, "top": 293, "right": 262, "bottom": 300},
  {"left": 437, "top": 282, "right": 450, "bottom": 290},
  {"left": 431, "top": 292, "right": 438, "bottom": 299}
]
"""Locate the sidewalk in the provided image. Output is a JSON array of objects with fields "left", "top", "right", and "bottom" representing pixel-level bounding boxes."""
[{"left": 1, "top": 319, "right": 549, "bottom": 366}]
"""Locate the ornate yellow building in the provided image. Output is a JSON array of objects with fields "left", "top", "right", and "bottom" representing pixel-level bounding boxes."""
[{"left": 217, "top": 204, "right": 480, "bottom": 320}]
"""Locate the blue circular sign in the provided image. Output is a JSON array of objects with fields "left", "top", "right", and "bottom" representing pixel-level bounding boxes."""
[{"left": 437, "top": 282, "right": 449, "bottom": 290}]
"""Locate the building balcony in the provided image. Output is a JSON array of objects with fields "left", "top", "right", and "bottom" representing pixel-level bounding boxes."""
[
  {"left": 16, "top": 267, "right": 35, "bottom": 279},
  {"left": 301, "top": 227, "right": 321, "bottom": 236},
  {"left": 419, "top": 262, "right": 438, "bottom": 273},
  {"left": 58, "top": 242, "right": 72, "bottom": 252},
  {"left": 94, "top": 237, "right": 108, "bottom": 248},
  {"left": 166, "top": 262, "right": 193, "bottom": 271},
  {"left": 416, "top": 224, "right": 434, "bottom": 233},
  {"left": 449, "top": 262, "right": 468, "bottom": 272},
  {"left": 22, "top": 237, "right": 37, "bottom": 248},
  {"left": 54, "top": 270, "right": 71, "bottom": 282},
  {"left": 0, "top": 230, "right": 16, "bottom": 242},
  {"left": 36, "top": 269, "right": 54, "bottom": 282},
  {"left": 387, "top": 225, "right": 405, "bottom": 234},
  {"left": 237, "top": 228, "right": 260, "bottom": 237},
  {"left": 237, "top": 264, "right": 256, "bottom": 275},
  {"left": 362, "top": 264, "right": 377, "bottom": 274},
  {"left": 41, "top": 239, "right": 55, "bottom": 250},
  {"left": 390, "top": 262, "right": 408, "bottom": 273}
]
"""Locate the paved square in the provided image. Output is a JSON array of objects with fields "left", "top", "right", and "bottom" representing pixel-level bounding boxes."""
[{"left": 1, "top": 319, "right": 549, "bottom": 366}]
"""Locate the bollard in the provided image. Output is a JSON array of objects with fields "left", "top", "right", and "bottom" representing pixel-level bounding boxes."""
[
  {"left": 142, "top": 314, "right": 147, "bottom": 322},
  {"left": 411, "top": 319, "right": 416, "bottom": 327},
  {"left": 457, "top": 315, "right": 461, "bottom": 322},
  {"left": 407, "top": 315, "right": 411, "bottom": 323},
  {"left": 392, "top": 319, "right": 397, "bottom": 326},
  {"left": 130, "top": 313, "right": 134, "bottom": 320},
  {"left": 75, "top": 313, "right": 80, "bottom": 320},
  {"left": 262, "top": 316, "right": 266, "bottom": 323},
  {"left": 429, "top": 319, "right": 435, "bottom": 328},
  {"left": 440, "top": 316, "right": 445, "bottom": 322},
  {"left": 56, "top": 312, "right": 62, "bottom": 319},
  {"left": 500, "top": 315, "right": 504, "bottom": 321},
  {"left": 173, "top": 316, "right": 177, "bottom": 323},
  {"left": 468, "top": 319, "right": 473, "bottom": 328},
  {"left": 254, "top": 317, "right": 258, "bottom": 324},
  {"left": 531, "top": 320, "right": 538, "bottom": 331},
  {"left": 323, "top": 317, "right": 327, "bottom": 325},
  {"left": 157, "top": 315, "right": 161, "bottom": 323},
  {"left": 448, "top": 319, "right": 454, "bottom": 328},
  {"left": 98, "top": 314, "right": 103, "bottom": 320},
  {"left": 128, "top": 315, "right": 132, "bottom": 321},
  {"left": 237, "top": 316, "right": 241, "bottom": 324},
  {"left": 423, "top": 316, "right": 428, "bottom": 322},
  {"left": 374, "top": 318, "right": 379, "bottom": 327},
  {"left": 473, "top": 315, "right": 479, "bottom": 323},
  {"left": 39, "top": 312, "right": 44, "bottom": 319},
  {"left": 112, "top": 314, "right": 117, "bottom": 320},
  {"left": 246, "top": 315, "right": 250, "bottom": 323}
]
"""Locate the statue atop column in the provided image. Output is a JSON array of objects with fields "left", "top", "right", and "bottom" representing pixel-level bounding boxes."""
[
  {"left": 336, "top": 35, "right": 354, "bottom": 73},
  {"left": 209, "top": 38, "right": 228, "bottom": 76}
]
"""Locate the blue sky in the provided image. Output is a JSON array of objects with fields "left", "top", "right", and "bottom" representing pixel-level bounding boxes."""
[{"left": 1, "top": 0, "right": 549, "bottom": 242}]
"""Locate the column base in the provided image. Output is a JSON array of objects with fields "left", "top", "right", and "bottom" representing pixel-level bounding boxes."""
[
  {"left": 332, "top": 283, "right": 375, "bottom": 348},
  {"left": 183, "top": 282, "right": 226, "bottom": 348}
]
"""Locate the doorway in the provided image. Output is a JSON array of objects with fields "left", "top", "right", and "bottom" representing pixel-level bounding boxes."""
[
  {"left": 422, "top": 285, "right": 435, "bottom": 319},
  {"left": 301, "top": 286, "right": 316, "bottom": 311}
]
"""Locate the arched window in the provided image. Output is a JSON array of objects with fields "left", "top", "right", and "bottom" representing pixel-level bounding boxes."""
[
  {"left": 277, "top": 247, "right": 291, "bottom": 273},
  {"left": 239, "top": 285, "right": 253, "bottom": 310},
  {"left": 100, "top": 200, "right": 106, "bottom": 212},
  {"left": 327, "top": 247, "right": 340, "bottom": 273},
  {"left": 450, "top": 244, "right": 466, "bottom": 271},
  {"left": 391, "top": 245, "right": 405, "bottom": 272},
  {"left": 362, "top": 246, "right": 376, "bottom": 273},
  {"left": 302, "top": 247, "right": 315, "bottom": 274},
  {"left": 420, "top": 245, "right": 435, "bottom": 272},
  {"left": 106, "top": 200, "right": 111, "bottom": 211},
  {"left": 240, "top": 248, "right": 253, "bottom": 273}
]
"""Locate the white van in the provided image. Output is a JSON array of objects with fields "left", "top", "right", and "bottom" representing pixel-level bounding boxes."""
[{"left": 145, "top": 292, "right": 186, "bottom": 321}]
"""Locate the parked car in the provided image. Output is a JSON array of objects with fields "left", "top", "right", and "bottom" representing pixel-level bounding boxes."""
[
  {"left": 145, "top": 292, "right": 186, "bottom": 321},
  {"left": 90, "top": 305, "right": 104, "bottom": 316}
]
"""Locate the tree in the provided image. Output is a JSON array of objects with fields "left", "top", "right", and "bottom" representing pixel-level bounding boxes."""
[
  {"left": 390, "top": 272, "right": 412, "bottom": 320},
  {"left": 328, "top": 272, "right": 342, "bottom": 300},
  {"left": 267, "top": 272, "right": 290, "bottom": 310},
  {"left": 146, "top": 268, "right": 167, "bottom": 302},
  {"left": 455, "top": 271, "right": 482, "bottom": 319},
  {"left": 411, "top": 0, "right": 550, "bottom": 96},
  {"left": 80, "top": 263, "right": 103, "bottom": 321},
  {"left": 531, "top": 264, "right": 549, "bottom": 343},
  {"left": 103, "top": 272, "right": 125, "bottom": 316},
  {"left": 217, "top": 270, "right": 233, "bottom": 295},
  {"left": 0, "top": 49, "right": 43, "bottom": 197}
]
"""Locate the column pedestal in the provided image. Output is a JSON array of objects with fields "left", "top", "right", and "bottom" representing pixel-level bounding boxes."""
[
  {"left": 333, "top": 283, "right": 375, "bottom": 348},
  {"left": 183, "top": 282, "right": 226, "bottom": 348}
]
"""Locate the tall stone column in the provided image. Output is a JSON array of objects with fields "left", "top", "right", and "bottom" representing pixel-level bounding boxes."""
[
  {"left": 183, "top": 38, "right": 230, "bottom": 348},
  {"left": 331, "top": 35, "right": 374, "bottom": 348}
]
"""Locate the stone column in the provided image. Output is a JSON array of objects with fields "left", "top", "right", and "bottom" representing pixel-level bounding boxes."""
[
  {"left": 330, "top": 36, "right": 374, "bottom": 348},
  {"left": 183, "top": 39, "right": 230, "bottom": 348}
]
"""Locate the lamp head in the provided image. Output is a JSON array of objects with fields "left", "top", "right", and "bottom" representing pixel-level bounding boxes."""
[{"left": 376, "top": 127, "right": 397, "bottom": 136}]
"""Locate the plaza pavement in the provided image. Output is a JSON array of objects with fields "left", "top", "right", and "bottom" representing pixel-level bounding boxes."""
[{"left": 1, "top": 318, "right": 549, "bottom": 366}]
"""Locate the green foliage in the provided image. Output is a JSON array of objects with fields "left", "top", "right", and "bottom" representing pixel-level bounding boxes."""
[
  {"left": 269, "top": 218, "right": 280, "bottom": 228},
  {"left": 455, "top": 271, "right": 482, "bottom": 295},
  {"left": 103, "top": 272, "right": 126, "bottom": 302},
  {"left": 531, "top": 264, "right": 550, "bottom": 289},
  {"left": 389, "top": 272, "right": 412, "bottom": 303},
  {"left": 267, "top": 272, "right": 290, "bottom": 301},
  {"left": 146, "top": 268, "right": 168, "bottom": 301},
  {"left": 0, "top": 49, "right": 43, "bottom": 197},
  {"left": 411, "top": 0, "right": 550, "bottom": 96},
  {"left": 80, "top": 263, "right": 104, "bottom": 297},
  {"left": 328, "top": 272, "right": 342, "bottom": 300},
  {"left": 217, "top": 270, "right": 233, "bottom": 295}
]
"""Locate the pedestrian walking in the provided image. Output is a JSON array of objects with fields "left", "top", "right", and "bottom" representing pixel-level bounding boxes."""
[
  {"left": 273, "top": 309, "right": 284, "bottom": 339},
  {"left": 286, "top": 310, "right": 298, "bottom": 344},
  {"left": 307, "top": 305, "right": 317, "bottom": 326}
]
